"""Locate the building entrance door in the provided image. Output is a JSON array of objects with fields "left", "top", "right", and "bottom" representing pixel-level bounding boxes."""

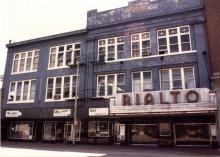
[
  {"left": 64, "top": 123, "right": 73, "bottom": 141},
  {"left": 114, "top": 123, "right": 120, "bottom": 144},
  {"left": 64, "top": 122, "right": 81, "bottom": 142}
]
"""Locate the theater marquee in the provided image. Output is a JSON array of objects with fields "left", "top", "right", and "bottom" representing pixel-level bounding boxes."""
[{"left": 110, "top": 88, "right": 217, "bottom": 115}]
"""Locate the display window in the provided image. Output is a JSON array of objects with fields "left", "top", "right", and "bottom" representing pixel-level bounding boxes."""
[
  {"left": 131, "top": 124, "right": 158, "bottom": 144},
  {"left": 88, "top": 121, "right": 110, "bottom": 137},
  {"left": 10, "top": 122, "right": 34, "bottom": 140},
  {"left": 175, "top": 124, "right": 211, "bottom": 145}
]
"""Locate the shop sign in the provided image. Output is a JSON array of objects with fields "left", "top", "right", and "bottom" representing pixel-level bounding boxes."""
[
  {"left": 89, "top": 108, "right": 109, "bottom": 116},
  {"left": 5, "top": 110, "right": 22, "bottom": 117},
  {"left": 53, "top": 109, "right": 71, "bottom": 117},
  {"left": 115, "top": 88, "right": 211, "bottom": 106}
]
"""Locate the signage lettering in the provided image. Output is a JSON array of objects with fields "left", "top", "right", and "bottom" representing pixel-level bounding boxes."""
[
  {"left": 144, "top": 93, "right": 154, "bottom": 105},
  {"left": 121, "top": 90, "right": 200, "bottom": 105},
  {"left": 122, "top": 94, "right": 131, "bottom": 106},
  {"left": 6, "top": 111, "right": 22, "bottom": 117}
]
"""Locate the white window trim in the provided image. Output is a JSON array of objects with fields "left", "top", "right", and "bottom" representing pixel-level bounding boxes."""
[
  {"left": 105, "top": 50, "right": 196, "bottom": 63},
  {"left": 131, "top": 32, "right": 151, "bottom": 59},
  {"left": 157, "top": 25, "right": 192, "bottom": 55},
  {"left": 98, "top": 36, "right": 125, "bottom": 62},
  {"left": 96, "top": 73, "right": 125, "bottom": 97},
  {"left": 45, "top": 75, "right": 78, "bottom": 102},
  {"left": 11, "top": 50, "right": 39, "bottom": 75},
  {"left": 132, "top": 71, "right": 152, "bottom": 92},
  {"left": 160, "top": 66, "right": 196, "bottom": 91},
  {"left": 7, "top": 79, "right": 36, "bottom": 104},
  {"left": 48, "top": 42, "right": 81, "bottom": 70}
]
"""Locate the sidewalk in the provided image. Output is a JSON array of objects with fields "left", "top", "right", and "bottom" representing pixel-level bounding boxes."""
[{"left": 1, "top": 141, "right": 220, "bottom": 157}]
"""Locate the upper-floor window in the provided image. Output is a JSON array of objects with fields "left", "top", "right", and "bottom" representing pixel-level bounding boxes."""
[
  {"left": 131, "top": 32, "right": 151, "bottom": 58},
  {"left": 12, "top": 50, "right": 39, "bottom": 74},
  {"left": 97, "top": 73, "right": 125, "bottom": 97},
  {"left": 132, "top": 71, "right": 152, "bottom": 92},
  {"left": 8, "top": 80, "right": 36, "bottom": 103},
  {"left": 160, "top": 67, "right": 195, "bottom": 90},
  {"left": 46, "top": 75, "right": 77, "bottom": 101},
  {"left": 157, "top": 26, "right": 191, "bottom": 55},
  {"left": 49, "top": 43, "right": 81, "bottom": 69},
  {"left": 98, "top": 37, "right": 125, "bottom": 62}
]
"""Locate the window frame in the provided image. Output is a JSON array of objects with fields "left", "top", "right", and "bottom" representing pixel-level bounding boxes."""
[
  {"left": 45, "top": 75, "right": 78, "bottom": 102},
  {"left": 8, "top": 79, "right": 36, "bottom": 103},
  {"left": 131, "top": 32, "right": 151, "bottom": 58},
  {"left": 132, "top": 71, "right": 153, "bottom": 92},
  {"left": 160, "top": 67, "right": 196, "bottom": 90},
  {"left": 98, "top": 36, "right": 125, "bottom": 62},
  {"left": 96, "top": 73, "right": 125, "bottom": 97},
  {"left": 48, "top": 42, "right": 81, "bottom": 70},
  {"left": 157, "top": 25, "right": 192, "bottom": 55},
  {"left": 11, "top": 50, "right": 39, "bottom": 74}
]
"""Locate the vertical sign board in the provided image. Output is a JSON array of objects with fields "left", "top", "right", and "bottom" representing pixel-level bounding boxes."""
[{"left": 120, "top": 124, "right": 125, "bottom": 141}]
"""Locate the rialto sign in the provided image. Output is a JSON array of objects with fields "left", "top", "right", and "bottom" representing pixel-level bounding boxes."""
[{"left": 110, "top": 88, "right": 215, "bottom": 114}]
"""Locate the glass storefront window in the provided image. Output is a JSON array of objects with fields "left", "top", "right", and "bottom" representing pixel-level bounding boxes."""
[
  {"left": 175, "top": 124, "right": 211, "bottom": 145},
  {"left": 131, "top": 124, "right": 158, "bottom": 144},
  {"left": 43, "top": 122, "right": 56, "bottom": 140},
  {"left": 88, "top": 121, "right": 110, "bottom": 137},
  {"left": 10, "top": 122, "right": 34, "bottom": 140}
]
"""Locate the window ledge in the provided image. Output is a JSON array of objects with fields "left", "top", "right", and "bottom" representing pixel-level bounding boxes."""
[
  {"left": 11, "top": 70, "right": 38, "bottom": 75},
  {"left": 102, "top": 50, "right": 197, "bottom": 63},
  {"left": 47, "top": 66, "right": 70, "bottom": 71},
  {"left": 7, "top": 101, "right": 34, "bottom": 104}
]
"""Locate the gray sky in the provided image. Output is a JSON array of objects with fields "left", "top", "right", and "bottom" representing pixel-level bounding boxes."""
[{"left": 0, "top": 0, "right": 131, "bottom": 75}]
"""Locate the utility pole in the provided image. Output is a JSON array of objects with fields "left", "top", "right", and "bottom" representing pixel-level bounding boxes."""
[{"left": 72, "top": 60, "right": 79, "bottom": 144}]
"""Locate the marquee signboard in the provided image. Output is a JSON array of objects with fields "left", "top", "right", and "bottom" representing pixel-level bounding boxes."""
[{"left": 110, "top": 88, "right": 216, "bottom": 114}]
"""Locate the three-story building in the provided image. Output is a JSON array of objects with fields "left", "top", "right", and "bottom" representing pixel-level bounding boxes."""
[{"left": 1, "top": 0, "right": 218, "bottom": 146}]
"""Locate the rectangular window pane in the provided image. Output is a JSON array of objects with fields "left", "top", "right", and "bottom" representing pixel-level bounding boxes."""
[
  {"left": 57, "top": 53, "right": 64, "bottom": 67},
  {"left": 107, "top": 75, "right": 115, "bottom": 96},
  {"left": 132, "top": 42, "right": 140, "bottom": 57},
  {"left": 55, "top": 78, "right": 62, "bottom": 99},
  {"left": 184, "top": 68, "right": 195, "bottom": 89},
  {"left": 19, "top": 59, "right": 25, "bottom": 72},
  {"left": 161, "top": 70, "right": 170, "bottom": 90},
  {"left": 99, "top": 47, "right": 105, "bottom": 62},
  {"left": 49, "top": 54, "right": 56, "bottom": 68},
  {"left": 143, "top": 72, "right": 152, "bottom": 91},
  {"left": 22, "top": 81, "right": 29, "bottom": 100},
  {"left": 13, "top": 60, "right": 19, "bottom": 73},
  {"left": 33, "top": 57, "right": 39, "bottom": 70},
  {"left": 172, "top": 69, "right": 182, "bottom": 89},
  {"left": 30, "top": 80, "right": 36, "bottom": 100},
  {"left": 133, "top": 73, "right": 141, "bottom": 92},
  {"left": 63, "top": 77, "right": 70, "bottom": 98},
  {"left": 107, "top": 46, "right": 115, "bottom": 61},
  {"left": 170, "top": 36, "right": 179, "bottom": 53},
  {"left": 16, "top": 82, "right": 22, "bottom": 101},
  {"left": 117, "top": 74, "right": 125, "bottom": 93},
  {"left": 47, "top": 78, "right": 54, "bottom": 99},
  {"left": 9, "top": 82, "right": 16, "bottom": 101},
  {"left": 98, "top": 76, "right": 105, "bottom": 96},
  {"left": 72, "top": 76, "right": 77, "bottom": 97},
  {"left": 26, "top": 58, "right": 32, "bottom": 71}
]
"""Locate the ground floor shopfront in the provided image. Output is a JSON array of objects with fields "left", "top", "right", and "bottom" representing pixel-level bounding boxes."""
[{"left": 2, "top": 114, "right": 217, "bottom": 147}]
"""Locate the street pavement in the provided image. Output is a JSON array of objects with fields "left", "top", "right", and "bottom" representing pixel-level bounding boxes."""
[{"left": 1, "top": 141, "right": 220, "bottom": 157}]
